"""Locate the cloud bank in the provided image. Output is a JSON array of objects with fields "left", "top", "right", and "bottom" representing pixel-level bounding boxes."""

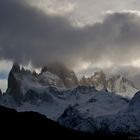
[{"left": 1, "top": 0, "right": 140, "bottom": 87}]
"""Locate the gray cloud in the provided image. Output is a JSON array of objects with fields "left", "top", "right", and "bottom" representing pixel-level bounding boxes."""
[
  {"left": 1, "top": 0, "right": 140, "bottom": 81},
  {"left": 0, "top": 0, "right": 86, "bottom": 67}
]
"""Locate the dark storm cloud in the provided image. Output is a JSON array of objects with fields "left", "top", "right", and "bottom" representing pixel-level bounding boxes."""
[
  {"left": 0, "top": 0, "right": 85, "bottom": 67},
  {"left": 1, "top": 0, "right": 140, "bottom": 69}
]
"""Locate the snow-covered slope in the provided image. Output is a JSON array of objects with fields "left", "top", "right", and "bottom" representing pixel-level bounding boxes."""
[
  {"left": 0, "top": 63, "right": 137, "bottom": 119},
  {"left": 0, "top": 85, "right": 130, "bottom": 121},
  {"left": 0, "top": 63, "right": 139, "bottom": 136},
  {"left": 58, "top": 91, "right": 140, "bottom": 136},
  {"left": 58, "top": 105, "right": 97, "bottom": 133},
  {"left": 80, "top": 71, "right": 138, "bottom": 98},
  {"left": 96, "top": 91, "right": 140, "bottom": 136},
  {"left": 6, "top": 63, "right": 137, "bottom": 101}
]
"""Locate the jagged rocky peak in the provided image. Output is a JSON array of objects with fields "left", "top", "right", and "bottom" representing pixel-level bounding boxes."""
[
  {"left": 93, "top": 70, "right": 107, "bottom": 89},
  {"left": 20, "top": 67, "right": 32, "bottom": 75},
  {"left": 9, "top": 62, "right": 32, "bottom": 75},
  {"left": 0, "top": 89, "right": 2, "bottom": 98},
  {"left": 80, "top": 70, "right": 137, "bottom": 96},
  {"left": 7, "top": 62, "right": 33, "bottom": 93},
  {"left": 6, "top": 63, "right": 24, "bottom": 103},
  {"left": 6, "top": 62, "right": 79, "bottom": 99},
  {"left": 11, "top": 62, "right": 20, "bottom": 73},
  {"left": 7, "top": 62, "right": 21, "bottom": 92},
  {"left": 41, "top": 62, "right": 79, "bottom": 88},
  {"left": 108, "top": 75, "right": 135, "bottom": 87},
  {"left": 32, "top": 70, "right": 38, "bottom": 77},
  {"left": 80, "top": 70, "right": 107, "bottom": 90},
  {"left": 94, "top": 70, "right": 106, "bottom": 79},
  {"left": 107, "top": 75, "right": 137, "bottom": 93}
]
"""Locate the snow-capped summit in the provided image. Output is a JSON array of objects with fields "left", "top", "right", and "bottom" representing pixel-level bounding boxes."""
[{"left": 80, "top": 71, "right": 137, "bottom": 98}]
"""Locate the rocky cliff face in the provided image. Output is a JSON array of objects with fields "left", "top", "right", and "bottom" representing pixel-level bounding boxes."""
[
  {"left": 6, "top": 63, "right": 137, "bottom": 101},
  {"left": 0, "top": 89, "right": 2, "bottom": 98},
  {"left": 80, "top": 71, "right": 137, "bottom": 97},
  {"left": 6, "top": 63, "right": 23, "bottom": 103},
  {"left": 6, "top": 62, "right": 79, "bottom": 100},
  {"left": 58, "top": 105, "right": 97, "bottom": 133},
  {"left": 41, "top": 63, "right": 79, "bottom": 88},
  {"left": 129, "top": 91, "right": 140, "bottom": 112}
]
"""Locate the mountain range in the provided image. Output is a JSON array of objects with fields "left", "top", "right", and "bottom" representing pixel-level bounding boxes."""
[{"left": 0, "top": 62, "right": 140, "bottom": 137}]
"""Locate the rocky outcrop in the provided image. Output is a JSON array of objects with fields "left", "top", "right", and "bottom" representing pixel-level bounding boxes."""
[
  {"left": 6, "top": 62, "right": 79, "bottom": 100},
  {"left": 80, "top": 71, "right": 107, "bottom": 90},
  {"left": 24, "top": 89, "right": 55, "bottom": 104},
  {"left": 38, "top": 71, "right": 65, "bottom": 88},
  {"left": 80, "top": 71, "right": 137, "bottom": 97},
  {"left": 6, "top": 63, "right": 23, "bottom": 103},
  {"left": 0, "top": 89, "right": 2, "bottom": 98},
  {"left": 129, "top": 91, "right": 140, "bottom": 112},
  {"left": 107, "top": 75, "right": 136, "bottom": 93},
  {"left": 58, "top": 105, "right": 97, "bottom": 133},
  {"left": 41, "top": 63, "right": 79, "bottom": 88}
]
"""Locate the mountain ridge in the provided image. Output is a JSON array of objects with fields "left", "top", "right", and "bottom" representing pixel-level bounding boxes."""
[
  {"left": 58, "top": 91, "right": 140, "bottom": 136},
  {"left": 6, "top": 63, "right": 138, "bottom": 99},
  {"left": 0, "top": 62, "right": 140, "bottom": 137},
  {"left": 80, "top": 70, "right": 137, "bottom": 97}
]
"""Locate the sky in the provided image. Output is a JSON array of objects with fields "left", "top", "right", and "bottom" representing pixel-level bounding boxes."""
[{"left": 1, "top": 0, "right": 140, "bottom": 91}]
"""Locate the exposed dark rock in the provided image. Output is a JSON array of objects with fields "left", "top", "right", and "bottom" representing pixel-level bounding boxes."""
[
  {"left": 41, "top": 63, "right": 79, "bottom": 88},
  {"left": 129, "top": 90, "right": 140, "bottom": 110},
  {"left": 0, "top": 105, "right": 110, "bottom": 139},
  {"left": 6, "top": 63, "right": 23, "bottom": 104},
  {"left": 0, "top": 89, "right": 2, "bottom": 98},
  {"left": 24, "top": 89, "right": 54, "bottom": 104},
  {"left": 58, "top": 105, "right": 97, "bottom": 133}
]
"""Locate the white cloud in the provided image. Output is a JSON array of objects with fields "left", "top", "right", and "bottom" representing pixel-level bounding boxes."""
[
  {"left": 0, "top": 60, "right": 12, "bottom": 92},
  {"left": 28, "top": 0, "right": 76, "bottom": 16},
  {"left": 0, "top": 60, "right": 12, "bottom": 73},
  {"left": 0, "top": 79, "right": 7, "bottom": 92}
]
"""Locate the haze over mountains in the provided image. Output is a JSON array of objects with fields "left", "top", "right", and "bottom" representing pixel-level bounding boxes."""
[
  {"left": 6, "top": 62, "right": 138, "bottom": 98},
  {"left": 0, "top": 62, "right": 140, "bottom": 137},
  {"left": 2, "top": 0, "right": 140, "bottom": 91}
]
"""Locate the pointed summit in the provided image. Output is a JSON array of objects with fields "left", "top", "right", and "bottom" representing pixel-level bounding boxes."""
[
  {"left": 94, "top": 70, "right": 106, "bottom": 79},
  {"left": 0, "top": 89, "right": 2, "bottom": 98},
  {"left": 41, "top": 62, "right": 79, "bottom": 88},
  {"left": 11, "top": 62, "right": 20, "bottom": 73},
  {"left": 80, "top": 70, "right": 137, "bottom": 97},
  {"left": 7, "top": 62, "right": 22, "bottom": 104}
]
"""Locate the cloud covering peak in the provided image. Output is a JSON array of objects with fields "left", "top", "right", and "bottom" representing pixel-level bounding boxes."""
[{"left": 1, "top": 0, "right": 140, "bottom": 74}]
